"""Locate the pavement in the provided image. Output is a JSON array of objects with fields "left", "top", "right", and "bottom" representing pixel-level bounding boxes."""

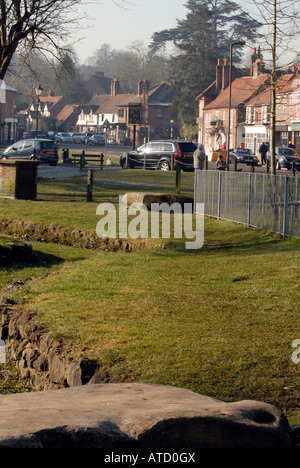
[{"left": 37, "top": 163, "right": 122, "bottom": 179}]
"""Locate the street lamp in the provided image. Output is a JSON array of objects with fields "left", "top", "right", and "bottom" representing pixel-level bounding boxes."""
[
  {"left": 227, "top": 41, "right": 246, "bottom": 170},
  {"left": 35, "top": 84, "right": 43, "bottom": 138}
]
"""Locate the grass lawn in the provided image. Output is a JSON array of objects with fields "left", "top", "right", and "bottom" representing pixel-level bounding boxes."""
[{"left": 0, "top": 169, "right": 299, "bottom": 425}]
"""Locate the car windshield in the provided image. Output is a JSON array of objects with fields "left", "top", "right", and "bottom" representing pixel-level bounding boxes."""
[
  {"left": 177, "top": 142, "right": 197, "bottom": 153},
  {"left": 237, "top": 149, "right": 252, "bottom": 155},
  {"left": 278, "top": 148, "right": 293, "bottom": 156}
]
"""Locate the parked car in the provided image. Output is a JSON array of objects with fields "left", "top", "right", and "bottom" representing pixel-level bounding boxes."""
[
  {"left": 229, "top": 148, "right": 259, "bottom": 165},
  {"left": 88, "top": 134, "right": 105, "bottom": 146},
  {"left": 120, "top": 140, "right": 197, "bottom": 171},
  {"left": 55, "top": 132, "right": 73, "bottom": 144},
  {"left": 1, "top": 139, "right": 59, "bottom": 166},
  {"left": 72, "top": 132, "right": 93, "bottom": 144},
  {"left": 266, "top": 147, "right": 300, "bottom": 170},
  {"left": 22, "top": 130, "right": 48, "bottom": 139}
]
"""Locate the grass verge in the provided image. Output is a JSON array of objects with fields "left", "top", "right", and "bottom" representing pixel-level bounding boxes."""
[{"left": 0, "top": 170, "right": 299, "bottom": 424}]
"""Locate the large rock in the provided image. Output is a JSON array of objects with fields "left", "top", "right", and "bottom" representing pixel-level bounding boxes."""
[
  {"left": 123, "top": 192, "right": 194, "bottom": 210},
  {"left": 0, "top": 383, "right": 291, "bottom": 448}
]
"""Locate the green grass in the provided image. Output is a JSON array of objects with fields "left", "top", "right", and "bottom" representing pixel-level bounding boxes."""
[{"left": 0, "top": 170, "right": 299, "bottom": 424}]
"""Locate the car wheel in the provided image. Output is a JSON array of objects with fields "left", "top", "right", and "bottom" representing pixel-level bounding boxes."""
[
  {"left": 120, "top": 160, "right": 127, "bottom": 169},
  {"left": 159, "top": 161, "right": 170, "bottom": 171}
]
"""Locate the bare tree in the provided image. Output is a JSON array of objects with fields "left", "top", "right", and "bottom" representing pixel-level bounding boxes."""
[
  {"left": 246, "top": 0, "right": 300, "bottom": 173},
  {"left": 0, "top": 0, "right": 90, "bottom": 80}
]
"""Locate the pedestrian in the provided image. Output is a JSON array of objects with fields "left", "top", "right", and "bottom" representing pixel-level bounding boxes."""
[
  {"left": 259, "top": 142, "right": 268, "bottom": 165},
  {"left": 215, "top": 154, "right": 227, "bottom": 170},
  {"left": 193, "top": 143, "right": 206, "bottom": 170}
]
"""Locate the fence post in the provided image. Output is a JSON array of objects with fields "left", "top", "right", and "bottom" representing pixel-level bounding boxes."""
[
  {"left": 248, "top": 173, "right": 252, "bottom": 226},
  {"left": 283, "top": 176, "right": 289, "bottom": 237},
  {"left": 87, "top": 169, "right": 93, "bottom": 202},
  {"left": 175, "top": 165, "right": 181, "bottom": 194},
  {"left": 100, "top": 153, "right": 104, "bottom": 171},
  {"left": 217, "top": 171, "right": 222, "bottom": 219}
]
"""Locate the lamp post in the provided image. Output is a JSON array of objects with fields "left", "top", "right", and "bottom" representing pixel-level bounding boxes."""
[
  {"left": 35, "top": 84, "right": 43, "bottom": 138},
  {"left": 227, "top": 41, "right": 245, "bottom": 170}
]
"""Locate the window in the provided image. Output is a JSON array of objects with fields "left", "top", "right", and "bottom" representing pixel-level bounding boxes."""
[
  {"left": 262, "top": 105, "right": 269, "bottom": 124},
  {"left": 156, "top": 109, "right": 163, "bottom": 119},
  {"left": 246, "top": 106, "right": 254, "bottom": 124},
  {"left": 296, "top": 95, "right": 300, "bottom": 121},
  {"left": 161, "top": 143, "right": 173, "bottom": 151},
  {"left": 118, "top": 108, "right": 124, "bottom": 118},
  {"left": 23, "top": 140, "right": 34, "bottom": 149}
]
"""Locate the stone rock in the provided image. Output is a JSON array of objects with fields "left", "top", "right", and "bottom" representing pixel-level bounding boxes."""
[
  {"left": 123, "top": 192, "right": 194, "bottom": 211},
  {"left": 0, "top": 383, "right": 292, "bottom": 448}
]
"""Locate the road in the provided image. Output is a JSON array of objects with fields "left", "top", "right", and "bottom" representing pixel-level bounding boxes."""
[{"left": 37, "top": 143, "right": 299, "bottom": 178}]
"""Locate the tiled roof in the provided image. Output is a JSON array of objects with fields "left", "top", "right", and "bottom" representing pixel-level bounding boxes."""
[{"left": 204, "top": 74, "right": 270, "bottom": 109}]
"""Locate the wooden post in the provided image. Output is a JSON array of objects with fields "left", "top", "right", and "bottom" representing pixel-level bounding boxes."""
[
  {"left": 100, "top": 153, "right": 104, "bottom": 171},
  {"left": 205, "top": 156, "right": 208, "bottom": 170},
  {"left": 175, "top": 165, "right": 181, "bottom": 194},
  {"left": 80, "top": 151, "right": 85, "bottom": 170},
  {"left": 266, "top": 159, "right": 270, "bottom": 174},
  {"left": 234, "top": 157, "right": 237, "bottom": 172},
  {"left": 126, "top": 153, "right": 129, "bottom": 169},
  {"left": 171, "top": 154, "right": 174, "bottom": 171},
  {"left": 87, "top": 169, "right": 93, "bottom": 202}
]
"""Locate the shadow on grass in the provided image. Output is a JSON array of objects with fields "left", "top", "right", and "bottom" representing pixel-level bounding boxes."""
[
  {"left": 161, "top": 229, "right": 299, "bottom": 255},
  {"left": 0, "top": 249, "right": 65, "bottom": 272}
]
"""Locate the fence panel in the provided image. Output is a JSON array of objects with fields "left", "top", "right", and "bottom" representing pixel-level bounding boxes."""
[{"left": 194, "top": 170, "right": 300, "bottom": 238}]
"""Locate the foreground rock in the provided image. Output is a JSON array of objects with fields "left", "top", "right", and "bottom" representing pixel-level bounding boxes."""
[{"left": 0, "top": 383, "right": 292, "bottom": 448}]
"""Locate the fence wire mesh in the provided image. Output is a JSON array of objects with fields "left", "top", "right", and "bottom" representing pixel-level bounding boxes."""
[{"left": 194, "top": 170, "right": 300, "bottom": 238}]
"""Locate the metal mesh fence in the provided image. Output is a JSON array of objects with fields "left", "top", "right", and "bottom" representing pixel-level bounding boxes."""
[{"left": 194, "top": 170, "right": 300, "bottom": 238}]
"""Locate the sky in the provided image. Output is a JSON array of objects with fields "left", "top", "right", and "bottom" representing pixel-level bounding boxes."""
[{"left": 74, "top": 0, "right": 188, "bottom": 63}]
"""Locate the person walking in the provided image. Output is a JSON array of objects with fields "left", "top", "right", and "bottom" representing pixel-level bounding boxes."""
[
  {"left": 259, "top": 142, "right": 268, "bottom": 165},
  {"left": 193, "top": 143, "right": 206, "bottom": 170}
]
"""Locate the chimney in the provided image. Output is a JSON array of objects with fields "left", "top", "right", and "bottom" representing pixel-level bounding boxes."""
[
  {"left": 48, "top": 90, "right": 54, "bottom": 97},
  {"left": 111, "top": 77, "right": 120, "bottom": 97},
  {"left": 251, "top": 46, "right": 264, "bottom": 76},
  {"left": 142, "top": 79, "right": 149, "bottom": 95},
  {"left": 137, "top": 79, "right": 143, "bottom": 96},
  {"left": 216, "top": 59, "right": 222, "bottom": 91},
  {"left": 222, "top": 57, "right": 229, "bottom": 90}
]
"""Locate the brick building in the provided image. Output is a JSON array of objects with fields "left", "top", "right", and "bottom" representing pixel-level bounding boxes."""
[
  {"left": 0, "top": 81, "right": 19, "bottom": 144},
  {"left": 196, "top": 48, "right": 270, "bottom": 157}
]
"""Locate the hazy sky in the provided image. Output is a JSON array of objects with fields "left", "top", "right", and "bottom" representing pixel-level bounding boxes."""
[{"left": 74, "top": 0, "right": 188, "bottom": 63}]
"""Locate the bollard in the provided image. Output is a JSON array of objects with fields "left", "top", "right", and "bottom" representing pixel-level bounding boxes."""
[
  {"left": 292, "top": 161, "right": 295, "bottom": 177},
  {"left": 100, "top": 153, "right": 104, "bottom": 171},
  {"left": 87, "top": 169, "right": 93, "bottom": 202},
  {"left": 205, "top": 156, "right": 208, "bottom": 170},
  {"left": 266, "top": 159, "right": 270, "bottom": 174},
  {"left": 126, "top": 153, "right": 129, "bottom": 169},
  {"left": 171, "top": 154, "right": 174, "bottom": 171}
]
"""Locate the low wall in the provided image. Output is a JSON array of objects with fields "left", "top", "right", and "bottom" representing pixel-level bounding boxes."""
[{"left": 0, "top": 297, "right": 106, "bottom": 390}]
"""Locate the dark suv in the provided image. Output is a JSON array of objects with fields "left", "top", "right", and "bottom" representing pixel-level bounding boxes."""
[
  {"left": 120, "top": 140, "right": 197, "bottom": 171},
  {"left": 1, "top": 139, "right": 59, "bottom": 166}
]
